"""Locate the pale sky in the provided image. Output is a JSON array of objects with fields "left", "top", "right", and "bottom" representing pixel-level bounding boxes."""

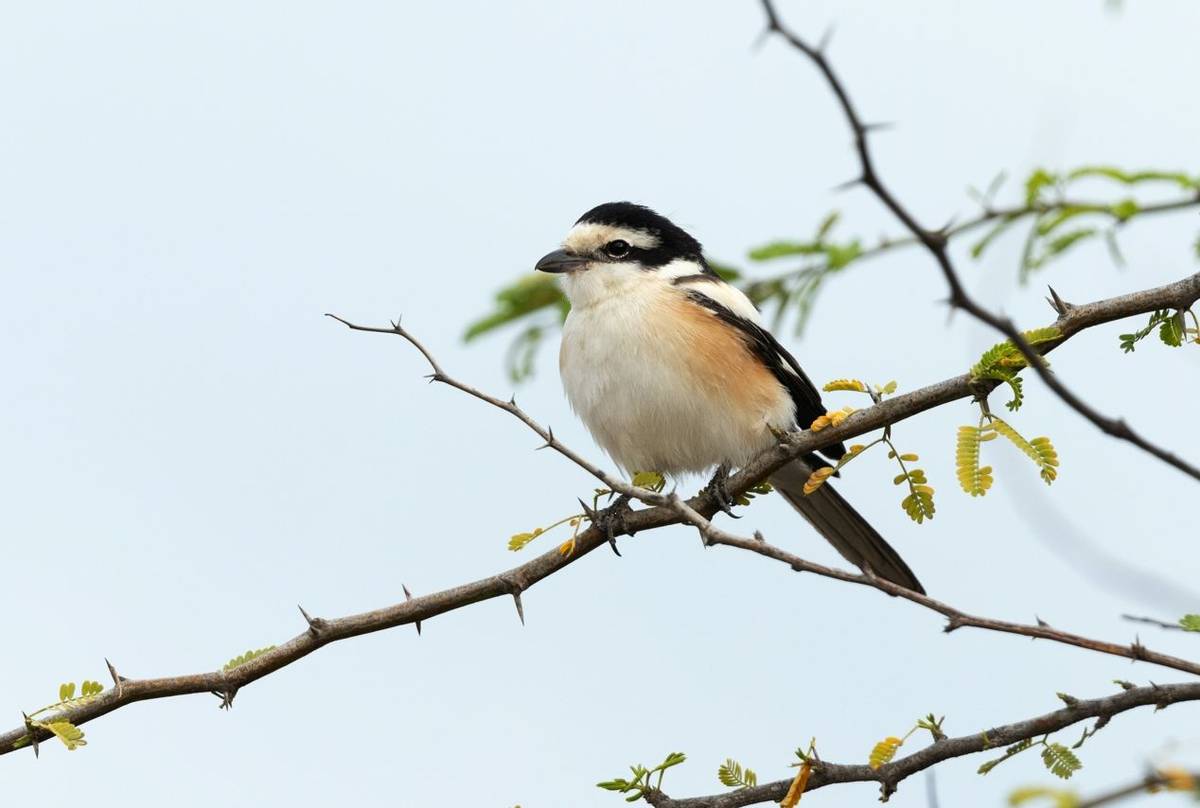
[{"left": 3, "top": 2, "right": 1199, "bottom": 806}]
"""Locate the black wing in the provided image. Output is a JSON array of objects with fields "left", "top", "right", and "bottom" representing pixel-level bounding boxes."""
[{"left": 683, "top": 289, "right": 846, "bottom": 461}]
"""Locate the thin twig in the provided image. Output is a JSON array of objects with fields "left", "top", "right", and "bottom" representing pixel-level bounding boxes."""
[
  {"left": 644, "top": 682, "right": 1200, "bottom": 807},
  {"left": 1075, "top": 770, "right": 1197, "bottom": 808},
  {"left": 4, "top": 274, "right": 1196, "bottom": 758},
  {"left": 667, "top": 496, "right": 1200, "bottom": 676},
  {"left": 758, "top": 193, "right": 1199, "bottom": 288},
  {"left": 1122, "top": 615, "right": 1189, "bottom": 632},
  {"left": 758, "top": 0, "right": 1200, "bottom": 482}
]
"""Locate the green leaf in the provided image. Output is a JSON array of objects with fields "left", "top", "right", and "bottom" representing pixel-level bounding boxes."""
[
  {"left": 979, "top": 738, "right": 1034, "bottom": 775},
  {"left": 463, "top": 273, "right": 566, "bottom": 342},
  {"left": 748, "top": 241, "right": 826, "bottom": 261},
  {"left": 987, "top": 418, "right": 1060, "bottom": 485},
  {"left": 1040, "top": 743, "right": 1082, "bottom": 779},
  {"left": 1179, "top": 615, "right": 1200, "bottom": 632},
  {"left": 1026, "top": 228, "right": 1098, "bottom": 275},
  {"left": 970, "top": 214, "right": 1021, "bottom": 259},
  {"left": 1066, "top": 165, "right": 1196, "bottom": 189},
  {"left": 1110, "top": 198, "right": 1140, "bottom": 222},
  {"left": 631, "top": 471, "right": 667, "bottom": 493},
  {"left": 956, "top": 425, "right": 994, "bottom": 496},
  {"left": 825, "top": 241, "right": 863, "bottom": 269},
  {"left": 58, "top": 683, "right": 75, "bottom": 703},
  {"left": 32, "top": 720, "right": 87, "bottom": 751},
  {"left": 654, "top": 752, "right": 687, "bottom": 772},
  {"left": 597, "top": 780, "right": 633, "bottom": 792},
  {"left": 1119, "top": 309, "right": 1174, "bottom": 353},
  {"left": 1024, "top": 168, "right": 1058, "bottom": 205},
  {"left": 223, "top": 646, "right": 276, "bottom": 672},
  {"left": 969, "top": 328, "right": 1060, "bottom": 410},
  {"left": 718, "top": 758, "right": 758, "bottom": 789},
  {"left": 901, "top": 489, "right": 935, "bottom": 524},
  {"left": 1159, "top": 311, "right": 1185, "bottom": 347}
]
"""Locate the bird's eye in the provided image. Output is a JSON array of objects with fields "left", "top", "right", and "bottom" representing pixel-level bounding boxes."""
[{"left": 603, "top": 239, "right": 631, "bottom": 259}]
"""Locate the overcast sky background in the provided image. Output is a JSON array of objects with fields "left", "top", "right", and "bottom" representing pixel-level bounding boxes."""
[{"left": 3, "top": 2, "right": 1199, "bottom": 806}]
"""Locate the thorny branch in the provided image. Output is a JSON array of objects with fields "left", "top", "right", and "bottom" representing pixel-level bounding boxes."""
[
  {"left": 642, "top": 682, "right": 1200, "bottom": 807},
  {"left": 758, "top": 0, "right": 1200, "bottom": 482},
  {"left": 3, "top": 270, "right": 1197, "bottom": 759},
  {"left": 667, "top": 496, "right": 1200, "bottom": 676}
]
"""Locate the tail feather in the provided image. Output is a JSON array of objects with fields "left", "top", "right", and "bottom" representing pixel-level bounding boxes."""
[{"left": 771, "top": 460, "right": 925, "bottom": 594}]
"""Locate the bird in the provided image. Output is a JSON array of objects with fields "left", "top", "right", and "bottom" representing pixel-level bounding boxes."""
[{"left": 534, "top": 201, "right": 924, "bottom": 593}]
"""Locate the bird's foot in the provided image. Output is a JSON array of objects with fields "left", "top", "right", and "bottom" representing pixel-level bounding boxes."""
[
  {"left": 587, "top": 494, "right": 634, "bottom": 556},
  {"left": 703, "top": 465, "right": 741, "bottom": 519}
]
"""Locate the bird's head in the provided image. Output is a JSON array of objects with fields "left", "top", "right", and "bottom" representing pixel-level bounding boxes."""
[{"left": 535, "top": 202, "right": 714, "bottom": 307}]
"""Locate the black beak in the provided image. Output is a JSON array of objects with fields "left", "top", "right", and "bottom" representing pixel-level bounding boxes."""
[{"left": 535, "top": 248, "right": 590, "bottom": 274}]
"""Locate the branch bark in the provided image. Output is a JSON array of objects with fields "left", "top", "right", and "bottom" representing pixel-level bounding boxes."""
[
  {"left": 3, "top": 270, "right": 1197, "bottom": 759},
  {"left": 758, "top": 0, "right": 1200, "bottom": 482},
  {"left": 644, "top": 682, "right": 1200, "bottom": 807}
]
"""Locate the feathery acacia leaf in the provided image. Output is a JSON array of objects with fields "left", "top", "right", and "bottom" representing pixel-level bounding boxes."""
[
  {"left": 823, "top": 378, "right": 868, "bottom": 393},
  {"left": 979, "top": 738, "right": 1035, "bottom": 775},
  {"left": 717, "top": 758, "right": 758, "bottom": 789},
  {"left": 1040, "top": 743, "right": 1082, "bottom": 779},
  {"left": 223, "top": 646, "right": 276, "bottom": 672},
  {"left": 868, "top": 736, "right": 904, "bottom": 769},
  {"left": 803, "top": 467, "right": 834, "bottom": 495},
  {"left": 810, "top": 406, "right": 856, "bottom": 432},
  {"left": 956, "top": 425, "right": 994, "bottom": 496},
  {"left": 970, "top": 328, "right": 1060, "bottom": 410},
  {"left": 989, "top": 418, "right": 1060, "bottom": 484},
  {"left": 1119, "top": 309, "right": 1176, "bottom": 352},
  {"left": 34, "top": 720, "right": 87, "bottom": 751}
]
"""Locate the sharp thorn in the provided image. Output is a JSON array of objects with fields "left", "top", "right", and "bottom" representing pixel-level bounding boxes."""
[
  {"left": 833, "top": 175, "right": 864, "bottom": 193},
  {"left": 818, "top": 24, "right": 835, "bottom": 53},
  {"left": 105, "top": 657, "right": 124, "bottom": 699},
  {"left": 753, "top": 530, "right": 765, "bottom": 542},
  {"left": 1046, "top": 285, "right": 1075, "bottom": 314},
  {"left": 861, "top": 121, "right": 895, "bottom": 133},
  {"left": 21, "top": 713, "right": 39, "bottom": 758},
  {"left": 512, "top": 591, "right": 525, "bottom": 626},
  {"left": 298, "top": 604, "right": 326, "bottom": 635},
  {"left": 508, "top": 394, "right": 517, "bottom": 406},
  {"left": 577, "top": 497, "right": 596, "bottom": 520},
  {"left": 751, "top": 26, "right": 771, "bottom": 51},
  {"left": 1035, "top": 615, "right": 1049, "bottom": 627},
  {"left": 402, "top": 584, "right": 422, "bottom": 635}
]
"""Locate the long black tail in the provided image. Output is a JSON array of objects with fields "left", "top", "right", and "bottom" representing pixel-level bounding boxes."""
[{"left": 771, "top": 459, "right": 925, "bottom": 594}]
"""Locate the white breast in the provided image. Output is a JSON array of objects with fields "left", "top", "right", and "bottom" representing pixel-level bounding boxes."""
[{"left": 558, "top": 268, "right": 794, "bottom": 477}]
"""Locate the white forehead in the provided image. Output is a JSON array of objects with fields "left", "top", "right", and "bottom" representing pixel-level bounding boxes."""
[{"left": 563, "top": 222, "right": 660, "bottom": 253}]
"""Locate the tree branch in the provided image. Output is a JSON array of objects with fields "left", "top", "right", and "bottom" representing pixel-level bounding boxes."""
[
  {"left": 749, "top": 192, "right": 1200, "bottom": 294},
  {"left": 667, "top": 494, "right": 1200, "bottom": 676},
  {"left": 3, "top": 270, "right": 1196, "bottom": 759},
  {"left": 758, "top": 0, "right": 1200, "bottom": 482},
  {"left": 644, "top": 682, "right": 1200, "bottom": 807},
  {"left": 1076, "top": 771, "right": 1198, "bottom": 808}
]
